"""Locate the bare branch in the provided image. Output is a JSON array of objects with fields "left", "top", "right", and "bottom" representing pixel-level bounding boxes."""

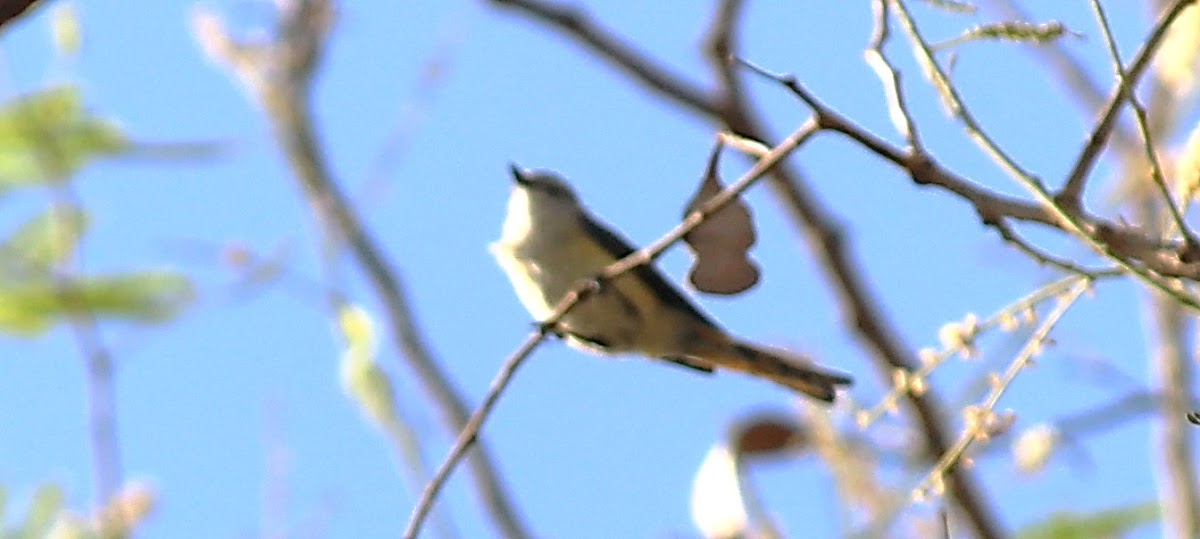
[
  {"left": 858, "top": 276, "right": 1093, "bottom": 428},
  {"left": 1150, "top": 297, "right": 1200, "bottom": 537},
  {"left": 865, "top": 0, "right": 924, "bottom": 149},
  {"left": 1058, "top": 0, "right": 1198, "bottom": 204},
  {"left": 913, "top": 278, "right": 1091, "bottom": 500},
  {"left": 0, "top": 0, "right": 45, "bottom": 32},
  {"left": 1088, "top": 0, "right": 1199, "bottom": 254},
  {"left": 992, "top": 219, "right": 1120, "bottom": 277},
  {"left": 196, "top": 3, "right": 530, "bottom": 537},
  {"left": 403, "top": 120, "right": 821, "bottom": 539},
  {"left": 403, "top": 329, "right": 547, "bottom": 539},
  {"left": 739, "top": 57, "right": 1200, "bottom": 310},
  {"left": 489, "top": 0, "right": 721, "bottom": 116}
]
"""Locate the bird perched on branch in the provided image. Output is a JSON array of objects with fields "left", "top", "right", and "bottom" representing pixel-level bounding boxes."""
[{"left": 490, "top": 165, "right": 852, "bottom": 402}]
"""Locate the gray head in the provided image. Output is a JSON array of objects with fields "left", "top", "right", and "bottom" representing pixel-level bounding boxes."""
[
  {"left": 509, "top": 164, "right": 580, "bottom": 205},
  {"left": 501, "top": 164, "right": 588, "bottom": 242}
]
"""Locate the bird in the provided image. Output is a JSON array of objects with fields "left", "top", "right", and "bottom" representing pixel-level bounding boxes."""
[{"left": 488, "top": 164, "right": 852, "bottom": 402}]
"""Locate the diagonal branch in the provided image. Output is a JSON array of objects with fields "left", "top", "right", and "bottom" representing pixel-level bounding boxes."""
[
  {"left": 195, "top": 3, "right": 530, "bottom": 537},
  {"left": 490, "top": 0, "right": 721, "bottom": 116},
  {"left": 1088, "top": 0, "right": 1198, "bottom": 253},
  {"left": 488, "top": 1, "right": 1006, "bottom": 536},
  {"left": 0, "top": 0, "right": 45, "bottom": 32},
  {"left": 403, "top": 120, "right": 822, "bottom": 539},
  {"left": 1058, "top": 0, "right": 1198, "bottom": 205}
]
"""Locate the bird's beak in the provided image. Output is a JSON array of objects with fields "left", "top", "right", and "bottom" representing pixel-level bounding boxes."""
[{"left": 509, "top": 163, "right": 529, "bottom": 186}]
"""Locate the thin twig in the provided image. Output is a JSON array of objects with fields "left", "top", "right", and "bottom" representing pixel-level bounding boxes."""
[
  {"left": 39, "top": 120, "right": 124, "bottom": 509},
  {"left": 864, "top": 0, "right": 924, "bottom": 149},
  {"left": 890, "top": 0, "right": 1045, "bottom": 194},
  {"left": 69, "top": 314, "right": 122, "bottom": 507},
  {"left": 858, "top": 275, "right": 1091, "bottom": 427},
  {"left": 489, "top": 0, "right": 721, "bottom": 116},
  {"left": 912, "top": 278, "right": 1091, "bottom": 498},
  {"left": 402, "top": 329, "right": 546, "bottom": 539},
  {"left": 1150, "top": 295, "right": 1200, "bottom": 536},
  {"left": 887, "top": 0, "right": 1200, "bottom": 310},
  {"left": 602, "top": 121, "right": 820, "bottom": 277},
  {"left": 984, "top": 0, "right": 1139, "bottom": 154},
  {"left": 0, "top": 0, "right": 44, "bottom": 32},
  {"left": 1058, "top": 0, "right": 1198, "bottom": 204},
  {"left": 992, "top": 219, "right": 1120, "bottom": 277},
  {"left": 735, "top": 58, "right": 1055, "bottom": 226},
  {"left": 196, "top": 3, "right": 530, "bottom": 536},
  {"left": 1088, "top": 0, "right": 1198, "bottom": 253},
  {"left": 403, "top": 120, "right": 822, "bottom": 539},
  {"left": 703, "top": 0, "right": 746, "bottom": 116}
]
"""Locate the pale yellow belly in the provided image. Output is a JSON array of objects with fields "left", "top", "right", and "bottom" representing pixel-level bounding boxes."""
[{"left": 490, "top": 242, "right": 677, "bottom": 356}]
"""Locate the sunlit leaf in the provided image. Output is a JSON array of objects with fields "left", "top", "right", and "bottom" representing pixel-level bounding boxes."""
[
  {"left": 1016, "top": 502, "right": 1158, "bottom": 539},
  {"left": 0, "top": 208, "right": 88, "bottom": 277},
  {"left": 935, "top": 21, "right": 1080, "bottom": 51},
  {"left": 0, "top": 484, "right": 7, "bottom": 533},
  {"left": 338, "top": 303, "right": 375, "bottom": 353},
  {"left": 341, "top": 350, "right": 398, "bottom": 429},
  {"left": 0, "top": 271, "right": 193, "bottom": 336},
  {"left": 1155, "top": 4, "right": 1200, "bottom": 98},
  {"left": 0, "top": 86, "right": 130, "bottom": 192},
  {"left": 0, "top": 280, "right": 62, "bottom": 336},
  {"left": 94, "top": 481, "right": 155, "bottom": 537},
  {"left": 338, "top": 304, "right": 398, "bottom": 429},
  {"left": 70, "top": 272, "right": 194, "bottom": 323},
  {"left": 916, "top": 0, "right": 976, "bottom": 14},
  {"left": 51, "top": 5, "right": 82, "bottom": 55},
  {"left": 44, "top": 514, "right": 87, "bottom": 539},
  {"left": 18, "top": 484, "right": 64, "bottom": 539},
  {"left": 1175, "top": 121, "right": 1200, "bottom": 210}
]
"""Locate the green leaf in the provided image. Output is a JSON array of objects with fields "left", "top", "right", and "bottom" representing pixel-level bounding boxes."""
[
  {"left": 0, "top": 280, "right": 62, "bottom": 336},
  {"left": 70, "top": 271, "right": 194, "bottom": 323},
  {"left": 935, "top": 21, "right": 1082, "bottom": 51},
  {"left": 52, "top": 5, "right": 82, "bottom": 55},
  {"left": 0, "top": 484, "right": 8, "bottom": 534},
  {"left": 916, "top": 0, "right": 977, "bottom": 14},
  {"left": 338, "top": 304, "right": 398, "bottom": 428},
  {"left": 18, "top": 483, "right": 63, "bottom": 539},
  {"left": 1016, "top": 502, "right": 1158, "bottom": 539},
  {"left": 0, "top": 86, "right": 130, "bottom": 192},
  {"left": 0, "top": 208, "right": 88, "bottom": 277},
  {"left": 0, "top": 271, "right": 193, "bottom": 337}
]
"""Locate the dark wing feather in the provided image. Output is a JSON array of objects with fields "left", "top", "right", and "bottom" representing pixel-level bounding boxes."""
[{"left": 578, "top": 213, "right": 717, "bottom": 327}]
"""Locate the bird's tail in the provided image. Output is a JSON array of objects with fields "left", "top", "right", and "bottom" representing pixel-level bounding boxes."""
[{"left": 693, "top": 336, "right": 852, "bottom": 401}]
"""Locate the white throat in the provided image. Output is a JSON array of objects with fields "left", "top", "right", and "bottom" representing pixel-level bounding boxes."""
[{"left": 498, "top": 187, "right": 580, "bottom": 248}]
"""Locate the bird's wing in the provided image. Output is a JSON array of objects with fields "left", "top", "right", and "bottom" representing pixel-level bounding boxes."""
[{"left": 577, "top": 213, "right": 717, "bottom": 327}]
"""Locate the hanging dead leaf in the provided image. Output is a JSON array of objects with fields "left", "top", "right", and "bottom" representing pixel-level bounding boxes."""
[
  {"left": 683, "top": 138, "right": 760, "bottom": 295},
  {"left": 732, "top": 414, "right": 808, "bottom": 457}
]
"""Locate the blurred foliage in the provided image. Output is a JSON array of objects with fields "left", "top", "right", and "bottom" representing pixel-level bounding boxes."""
[
  {"left": 0, "top": 86, "right": 128, "bottom": 192},
  {"left": 0, "top": 86, "right": 196, "bottom": 337},
  {"left": 0, "top": 272, "right": 193, "bottom": 336},
  {"left": 0, "top": 483, "right": 67, "bottom": 539},
  {"left": 1016, "top": 502, "right": 1158, "bottom": 539}
]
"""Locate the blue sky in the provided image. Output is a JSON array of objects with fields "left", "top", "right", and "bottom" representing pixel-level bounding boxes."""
[{"left": 0, "top": 1, "right": 1194, "bottom": 537}]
